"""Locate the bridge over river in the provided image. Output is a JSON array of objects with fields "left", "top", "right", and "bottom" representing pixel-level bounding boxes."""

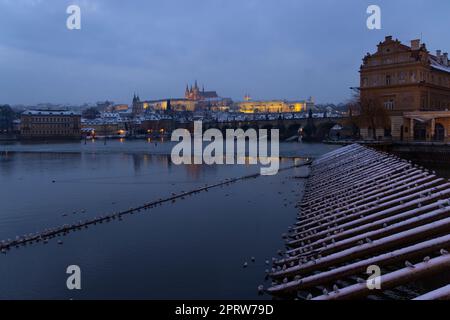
[{"left": 200, "top": 117, "right": 348, "bottom": 140}]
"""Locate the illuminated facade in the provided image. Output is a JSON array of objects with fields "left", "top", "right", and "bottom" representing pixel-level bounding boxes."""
[
  {"left": 237, "top": 98, "right": 313, "bottom": 114},
  {"left": 360, "top": 36, "right": 450, "bottom": 140},
  {"left": 185, "top": 81, "right": 218, "bottom": 101},
  {"left": 144, "top": 99, "right": 196, "bottom": 112}
]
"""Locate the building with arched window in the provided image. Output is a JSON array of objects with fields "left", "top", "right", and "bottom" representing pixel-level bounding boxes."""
[{"left": 360, "top": 36, "right": 450, "bottom": 141}]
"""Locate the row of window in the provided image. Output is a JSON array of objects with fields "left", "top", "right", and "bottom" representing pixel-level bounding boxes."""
[
  {"left": 362, "top": 71, "right": 450, "bottom": 88},
  {"left": 29, "top": 124, "right": 73, "bottom": 128},
  {"left": 26, "top": 117, "right": 78, "bottom": 123},
  {"left": 24, "top": 130, "right": 78, "bottom": 135}
]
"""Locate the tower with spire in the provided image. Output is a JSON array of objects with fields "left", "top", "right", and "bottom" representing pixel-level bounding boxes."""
[
  {"left": 184, "top": 80, "right": 218, "bottom": 101},
  {"left": 132, "top": 92, "right": 143, "bottom": 115}
]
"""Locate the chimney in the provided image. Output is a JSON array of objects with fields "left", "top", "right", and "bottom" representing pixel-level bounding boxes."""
[
  {"left": 443, "top": 53, "right": 449, "bottom": 66},
  {"left": 436, "top": 50, "right": 442, "bottom": 57},
  {"left": 411, "top": 39, "right": 420, "bottom": 50}
]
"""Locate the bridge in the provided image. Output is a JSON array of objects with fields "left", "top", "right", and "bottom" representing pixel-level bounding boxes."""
[{"left": 201, "top": 117, "right": 348, "bottom": 140}]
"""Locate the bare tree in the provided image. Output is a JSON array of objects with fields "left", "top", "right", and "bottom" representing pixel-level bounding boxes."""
[{"left": 358, "top": 98, "right": 390, "bottom": 138}]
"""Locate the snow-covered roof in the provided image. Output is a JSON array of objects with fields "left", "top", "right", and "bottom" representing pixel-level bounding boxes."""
[
  {"left": 22, "top": 110, "right": 79, "bottom": 116},
  {"left": 429, "top": 55, "right": 450, "bottom": 74}
]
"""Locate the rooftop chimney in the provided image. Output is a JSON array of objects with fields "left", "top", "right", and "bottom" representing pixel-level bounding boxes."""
[
  {"left": 437, "top": 50, "right": 442, "bottom": 57},
  {"left": 411, "top": 39, "right": 420, "bottom": 50},
  {"left": 443, "top": 53, "right": 449, "bottom": 66}
]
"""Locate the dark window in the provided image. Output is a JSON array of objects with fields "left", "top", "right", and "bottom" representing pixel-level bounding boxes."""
[{"left": 386, "top": 75, "right": 391, "bottom": 85}]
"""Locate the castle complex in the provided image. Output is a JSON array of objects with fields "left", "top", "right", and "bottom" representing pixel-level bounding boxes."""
[{"left": 184, "top": 81, "right": 219, "bottom": 101}]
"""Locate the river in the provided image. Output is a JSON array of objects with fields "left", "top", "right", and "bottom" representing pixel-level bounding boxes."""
[{"left": 0, "top": 140, "right": 338, "bottom": 299}]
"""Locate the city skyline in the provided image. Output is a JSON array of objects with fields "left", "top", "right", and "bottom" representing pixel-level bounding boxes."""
[{"left": 1, "top": 0, "right": 450, "bottom": 105}]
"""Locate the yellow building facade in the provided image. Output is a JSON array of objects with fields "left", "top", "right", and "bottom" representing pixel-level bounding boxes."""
[{"left": 238, "top": 100, "right": 310, "bottom": 114}]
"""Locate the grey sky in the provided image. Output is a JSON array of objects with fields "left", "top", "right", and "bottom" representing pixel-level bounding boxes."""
[{"left": 1, "top": 0, "right": 449, "bottom": 105}]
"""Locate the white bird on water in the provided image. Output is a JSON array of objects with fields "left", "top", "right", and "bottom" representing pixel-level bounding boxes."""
[{"left": 441, "top": 249, "right": 449, "bottom": 255}]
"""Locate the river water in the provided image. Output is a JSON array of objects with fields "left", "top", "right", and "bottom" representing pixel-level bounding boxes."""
[{"left": 0, "top": 140, "right": 338, "bottom": 299}]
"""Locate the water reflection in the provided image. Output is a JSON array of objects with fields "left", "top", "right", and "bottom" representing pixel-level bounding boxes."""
[{"left": 0, "top": 141, "right": 338, "bottom": 299}]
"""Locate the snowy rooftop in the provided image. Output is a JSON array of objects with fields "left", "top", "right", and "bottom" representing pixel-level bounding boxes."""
[
  {"left": 429, "top": 55, "right": 450, "bottom": 74},
  {"left": 23, "top": 110, "right": 80, "bottom": 116}
]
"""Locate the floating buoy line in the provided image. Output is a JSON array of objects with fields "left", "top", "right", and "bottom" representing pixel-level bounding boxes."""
[{"left": 0, "top": 160, "right": 311, "bottom": 255}]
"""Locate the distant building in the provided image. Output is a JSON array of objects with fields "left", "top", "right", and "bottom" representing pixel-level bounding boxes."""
[
  {"left": 144, "top": 99, "right": 197, "bottom": 113},
  {"left": 132, "top": 94, "right": 144, "bottom": 115},
  {"left": 131, "top": 83, "right": 230, "bottom": 114},
  {"left": 96, "top": 100, "right": 114, "bottom": 111},
  {"left": 360, "top": 36, "right": 450, "bottom": 141},
  {"left": 81, "top": 118, "right": 126, "bottom": 137},
  {"left": 237, "top": 97, "right": 313, "bottom": 114},
  {"left": 20, "top": 110, "right": 81, "bottom": 139},
  {"left": 185, "top": 81, "right": 218, "bottom": 101},
  {"left": 107, "top": 104, "right": 129, "bottom": 112}
]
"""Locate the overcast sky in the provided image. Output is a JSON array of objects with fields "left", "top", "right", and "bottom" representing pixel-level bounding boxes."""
[{"left": 1, "top": 0, "right": 449, "bottom": 105}]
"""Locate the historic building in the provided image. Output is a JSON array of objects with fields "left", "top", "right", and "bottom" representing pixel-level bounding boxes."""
[
  {"left": 131, "top": 93, "right": 144, "bottom": 115},
  {"left": 185, "top": 81, "right": 218, "bottom": 101},
  {"left": 237, "top": 97, "right": 314, "bottom": 114},
  {"left": 20, "top": 110, "right": 81, "bottom": 139},
  {"left": 360, "top": 36, "right": 450, "bottom": 141},
  {"left": 131, "top": 82, "right": 230, "bottom": 115}
]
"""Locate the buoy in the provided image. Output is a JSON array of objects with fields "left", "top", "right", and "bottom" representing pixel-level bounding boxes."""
[{"left": 257, "top": 285, "right": 264, "bottom": 294}]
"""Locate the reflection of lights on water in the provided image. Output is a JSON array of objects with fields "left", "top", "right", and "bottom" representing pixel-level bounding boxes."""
[
  {"left": 119, "top": 138, "right": 124, "bottom": 143},
  {"left": 147, "top": 138, "right": 152, "bottom": 143}
]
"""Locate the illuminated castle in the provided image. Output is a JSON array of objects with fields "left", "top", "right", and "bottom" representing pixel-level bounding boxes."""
[{"left": 185, "top": 81, "right": 218, "bottom": 101}]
